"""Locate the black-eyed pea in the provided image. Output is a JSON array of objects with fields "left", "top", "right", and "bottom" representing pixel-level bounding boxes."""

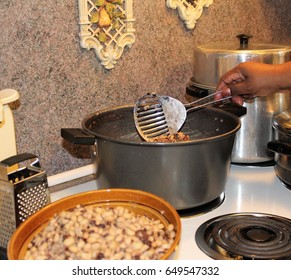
[
  {"left": 126, "top": 228, "right": 135, "bottom": 236},
  {"left": 80, "top": 218, "right": 89, "bottom": 226},
  {"left": 156, "top": 223, "right": 165, "bottom": 230},
  {"left": 101, "top": 210, "right": 112, "bottom": 219},
  {"left": 80, "top": 252, "right": 91, "bottom": 259},
  {"left": 116, "top": 216, "right": 126, "bottom": 224},
  {"left": 123, "top": 211, "right": 133, "bottom": 219},
  {"left": 112, "top": 252, "right": 124, "bottom": 260},
  {"left": 152, "top": 239, "right": 162, "bottom": 248},
  {"left": 108, "top": 240, "right": 119, "bottom": 251},
  {"left": 114, "top": 206, "right": 125, "bottom": 216},
  {"left": 167, "top": 224, "right": 174, "bottom": 231},
  {"left": 125, "top": 254, "right": 133, "bottom": 260},
  {"left": 120, "top": 243, "right": 129, "bottom": 252},
  {"left": 53, "top": 232, "right": 60, "bottom": 243},
  {"left": 38, "top": 243, "right": 48, "bottom": 253},
  {"left": 82, "top": 231, "right": 89, "bottom": 240},
  {"left": 94, "top": 206, "right": 104, "bottom": 215},
  {"left": 70, "top": 214, "right": 77, "bottom": 222},
  {"left": 68, "top": 244, "right": 79, "bottom": 253},
  {"left": 131, "top": 240, "right": 144, "bottom": 251},
  {"left": 128, "top": 224, "right": 137, "bottom": 232},
  {"left": 115, "top": 233, "right": 124, "bottom": 242},
  {"left": 161, "top": 243, "right": 171, "bottom": 250},
  {"left": 77, "top": 239, "right": 86, "bottom": 249},
  {"left": 103, "top": 248, "right": 112, "bottom": 258},
  {"left": 148, "top": 235, "right": 154, "bottom": 242},
  {"left": 105, "top": 233, "right": 115, "bottom": 242},
  {"left": 63, "top": 236, "right": 75, "bottom": 247},
  {"left": 87, "top": 234, "right": 99, "bottom": 243},
  {"left": 91, "top": 242, "right": 101, "bottom": 251},
  {"left": 168, "top": 230, "right": 176, "bottom": 239},
  {"left": 142, "top": 249, "right": 154, "bottom": 259},
  {"left": 141, "top": 244, "right": 150, "bottom": 253},
  {"left": 108, "top": 227, "right": 120, "bottom": 236}
]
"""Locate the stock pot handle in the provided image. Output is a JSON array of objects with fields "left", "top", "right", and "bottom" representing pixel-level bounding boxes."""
[
  {"left": 61, "top": 128, "right": 96, "bottom": 145},
  {"left": 267, "top": 140, "right": 291, "bottom": 156}
]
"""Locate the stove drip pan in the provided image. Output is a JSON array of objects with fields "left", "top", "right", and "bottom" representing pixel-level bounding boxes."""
[{"left": 195, "top": 213, "right": 291, "bottom": 260}]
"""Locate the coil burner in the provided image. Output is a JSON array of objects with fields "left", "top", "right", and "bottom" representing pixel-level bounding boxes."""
[{"left": 195, "top": 213, "right": 291, "bottom": 260}]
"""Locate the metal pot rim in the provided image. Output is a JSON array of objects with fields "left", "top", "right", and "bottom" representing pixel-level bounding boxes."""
[
  {"left": 81, "top": 105, "right": 241, "bottom": 146},
  {"left": 195, "top": 40, "right": 291, "bottom": 54}
]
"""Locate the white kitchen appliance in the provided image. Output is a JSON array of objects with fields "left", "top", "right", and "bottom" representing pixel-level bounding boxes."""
[{"left": 0, "top": 89, "right": 20, "bottom": 161}]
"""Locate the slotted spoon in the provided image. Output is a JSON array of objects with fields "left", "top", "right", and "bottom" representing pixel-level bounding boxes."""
[{"left": 134, "top": 91, "right": 232, "bottom": 141}]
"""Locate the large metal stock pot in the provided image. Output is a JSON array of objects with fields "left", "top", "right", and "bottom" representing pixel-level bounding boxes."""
[
  {"left": 61, "top": 105, "right": 241, "bottom": 210},
  {"left": 187, "top": 34, "right": 291, "bottom": 164}
]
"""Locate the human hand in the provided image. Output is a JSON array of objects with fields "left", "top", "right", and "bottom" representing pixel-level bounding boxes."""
[{"left": 215, "top": 62, "right": 281, "bottom": 105}]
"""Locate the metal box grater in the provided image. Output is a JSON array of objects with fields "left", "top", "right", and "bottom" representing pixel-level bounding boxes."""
[{"left": 0, "top": 153, "right": 50, "bottom": 257}]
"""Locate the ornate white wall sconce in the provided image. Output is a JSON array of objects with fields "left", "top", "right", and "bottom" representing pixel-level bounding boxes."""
[
  {"left": 166, "top": 0, "right": 213, "bottom": 29},
  {"left": 78, "top": 0, "right": 135, "bottom": 70}
]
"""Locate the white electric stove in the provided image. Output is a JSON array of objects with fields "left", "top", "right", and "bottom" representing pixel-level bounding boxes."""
[{"left": 48, "top": 164, "right": 291, "bottom": 260}]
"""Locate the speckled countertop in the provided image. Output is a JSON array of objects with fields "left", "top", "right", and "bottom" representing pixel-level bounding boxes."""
[{"left": 1, "top": 0, "right": 291, "bottom": 175}]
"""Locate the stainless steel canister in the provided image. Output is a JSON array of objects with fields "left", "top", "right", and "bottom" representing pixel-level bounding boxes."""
[{"left": 187, "top": 34, "right": 291, "bottom": 164}]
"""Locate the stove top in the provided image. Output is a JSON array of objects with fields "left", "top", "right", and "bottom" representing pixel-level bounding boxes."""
[{"left": 47, "top": 164, "right": 291, "bottom": 260}]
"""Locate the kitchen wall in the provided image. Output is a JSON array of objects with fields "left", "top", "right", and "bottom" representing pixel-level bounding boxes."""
[{"left": 1, "top": 0, "right": 291, "bottom": 175}]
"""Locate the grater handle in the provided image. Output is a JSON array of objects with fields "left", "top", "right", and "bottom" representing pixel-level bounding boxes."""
[{"left": 1, "top": 153, "right": 41, "bottom": 168}]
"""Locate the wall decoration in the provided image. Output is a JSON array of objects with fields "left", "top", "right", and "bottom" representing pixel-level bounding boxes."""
[
  {"left": 78, "top": 0, "right": 135, "bottom": 69},
  {"left": 166, "top": 0, "right": 213, "bottom": 29}
]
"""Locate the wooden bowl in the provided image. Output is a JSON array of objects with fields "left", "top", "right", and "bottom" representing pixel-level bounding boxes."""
[{"left": 8, "top": 188, "right": 181, "bottom": 260}]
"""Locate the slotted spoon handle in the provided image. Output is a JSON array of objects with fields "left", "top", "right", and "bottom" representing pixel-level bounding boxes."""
[{"left": 185, "top": 91, "right": 232, "bottom": 113}]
